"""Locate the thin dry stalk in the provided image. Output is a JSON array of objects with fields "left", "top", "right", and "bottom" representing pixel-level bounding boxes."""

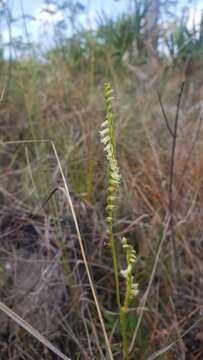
[
  {"left": 0, "top": 139, "right": 113, "bottom": 360},
  {"left": 168, "top": 82, "right": 185, "bottom": 273},
  {"left": 51, "top": 141, "right": 114, "bottom": 360},
  {"left": 129, "top": 217, "right": 170, "bottom": 354},
  {"left": 0, "top": 300, "right": 71, "bottom": 360},
  {"left": 146, "top": 314, "right": 203, "bottom": 360},
  {"left": 158, "top": 82, "right": 185, "bottom": 276}
]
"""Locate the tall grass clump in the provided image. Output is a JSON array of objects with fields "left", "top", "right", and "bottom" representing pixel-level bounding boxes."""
[{"left": 100, "top": 82, "right": 139, "bottom": 359}]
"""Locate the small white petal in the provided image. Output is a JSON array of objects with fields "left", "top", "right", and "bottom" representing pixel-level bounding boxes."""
[
  {"left": 101, "top": 135, "right": 110, "bottom": 145},
  {"left": 101, "top": 120, "right": 108, "bottom": 128},
  {"left": 131, "top": 283, "right": 139, "bottom": 297},
  {"left": 120, "top": 269, "right": 128, "bottom": 279},
  {"left": 99, "top": 128, "right": 109, "bottom": 137}
]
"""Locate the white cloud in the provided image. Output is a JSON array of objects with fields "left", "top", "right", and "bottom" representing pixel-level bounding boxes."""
[
  {"left": 2, "top": 27, "right": 22, "bottom": 43},
  {"left": 184, "top": 4, "right": 202, "bottom": 31},
  {"left": 35, "top": 3, "right": 64, "bottom": 25}
]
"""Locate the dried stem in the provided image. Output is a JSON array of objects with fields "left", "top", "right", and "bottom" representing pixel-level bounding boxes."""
[{"left": 158, "top": 82, "right": 185, "bottom": 276}]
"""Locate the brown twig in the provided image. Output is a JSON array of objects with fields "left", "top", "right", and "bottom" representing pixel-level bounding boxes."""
[
  {"left": 169, "top": 82, "right": 185, "bottom": 274},
  {"left": 157, "top": 91, "right": 174, "bottom": 137},
  {"left": 158, "top": 82, "right": 185, "bottom": 276},
  {"left": 30, "top": 187, "right": 59, "bottom": 218}
]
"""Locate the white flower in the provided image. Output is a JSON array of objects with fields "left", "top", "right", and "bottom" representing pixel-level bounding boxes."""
[
  {"left": 101, "top": 120, "right": 108, "bottom": 128},
  {"left": 120, "top": 269, "right": 128, "bottom": 279},
  {"left": 99, "top": 128, "right": 109, "bottom": 137},
  {"left": 101, "top": 135, "right": 111, "bottom": 145},
  {"left": 131, "top": 283, "right": 139, "bottom": 297}
]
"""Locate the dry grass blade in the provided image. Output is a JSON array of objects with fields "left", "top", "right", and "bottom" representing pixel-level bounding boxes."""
[
  {"left": 0, "top": 138, "right": 114, "bottom": 360},
  {"left": 168, "top": 82, "right": 185, "bottom": 275},
  {"left": 146, "top": 315, "right": 203, "bottom": 360},
  {"left": 129, "top": 217, "right": 170, "bottom": 353},
  {"left": 0, "top": 300, "right": 72, "bottom": 360},
  {"left": 0, "top": 139, "right": 114, "bottom": 360},
  {"left": 157, "top": 91, "right": 174, "bottom": 137},
  {"left": 51, "top": 141, "right": 114, "bottom": 360}
]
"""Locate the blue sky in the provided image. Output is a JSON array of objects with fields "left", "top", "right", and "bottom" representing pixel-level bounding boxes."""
[
  {"left": 10, "top": 0, "right": 125, "bottom": 17},
  {"left": 1, "top": 0, "right": 126, "bottom": 44},
  {"left": 0, "top": 0, "right": 129, "bottom": 49},
  {"left": 9, "top": 0, "right": 202, "bottom": 18},
  {"left": 1, "top": 0, "right": 203, "bottom": 47}
]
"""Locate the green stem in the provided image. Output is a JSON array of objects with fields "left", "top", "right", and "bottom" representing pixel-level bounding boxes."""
[
  {"left": 120, "top": 307, "right": 129, "bottom": 360},
  {"left": 120, "top": 278, "right": 132, "bottom": 359},
  {"left": 109, "top": 225, "right": 121, "bottom": 310},
  {"left": 108, "top": 210, "right": 129, "bottom": 360}
]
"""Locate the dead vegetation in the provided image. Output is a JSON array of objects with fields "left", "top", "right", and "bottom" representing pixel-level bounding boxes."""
[{"left": 0, "top": 0, "right": 203, "bottom": 359}]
